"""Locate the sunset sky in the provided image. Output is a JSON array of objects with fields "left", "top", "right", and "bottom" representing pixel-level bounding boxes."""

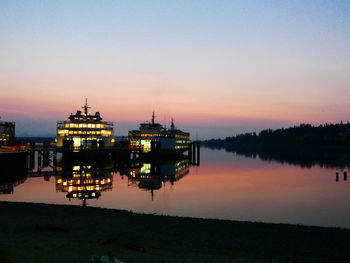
[{"left": 1, "top": 1, "right": 349, "bottom": 138}]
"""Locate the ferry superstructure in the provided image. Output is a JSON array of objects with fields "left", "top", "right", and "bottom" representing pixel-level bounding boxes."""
[
  {"left": 56, "top": 100, "right": 114, "bottom": 149},
  {"left": 128, "top": 112, "right": 190, "bottom": 154}
]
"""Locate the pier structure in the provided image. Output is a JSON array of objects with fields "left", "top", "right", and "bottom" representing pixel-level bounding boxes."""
[
  {"left": 24, "top": 140, "right": 200, "bottom": 180},
  {"left": 335, "top": 170, "right": 349, "bottom": 182},
  {"left": 188, "top": 141, "right": 200, "bottom": 166},
  {"left": 26, "top": 139, "right": 200, "bottom": 171},
  {"left": 26, "top": 140, "right": 140, "bottom": 172},
  {"left": 27, "top": 141, "right": 58, "bottom": 172}
]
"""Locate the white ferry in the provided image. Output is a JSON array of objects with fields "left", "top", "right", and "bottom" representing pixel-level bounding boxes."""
[
  {"left": 56, "top": 100, "right": 114, "bottom": 149},
  {"left": 128, "top": 112, "right": 190, "bottom": 154}
]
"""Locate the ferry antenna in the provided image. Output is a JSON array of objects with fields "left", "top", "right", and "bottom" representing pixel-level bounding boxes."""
[
  {"left": 82, "top": 98, "right": 91, "bottom": 115},
  {"left": 152, "top": 111, "right": 156, "bottom": 124}
]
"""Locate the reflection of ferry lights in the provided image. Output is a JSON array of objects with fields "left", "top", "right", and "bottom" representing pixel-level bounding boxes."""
[
  {"left": 174, "top": 166, "right": 189, "bottom": 180},
  {"left": 56, "top": 99, "right": 114, "bottom": 149},
  {"left": 128, "top": 112, "right": 190, "bottom": 153},
  {"left": 175, "top": 159, "right": 189, "bottom": 167},
  {"left": 56, "top": 177, "right": 112, "bottom": 188},
  {"left": 56, "top": 177, "right": 113, "bottom": 196},
  {"left": 128, "top": 160, "right": 190, "bottom": 201},
  {"left": 128, "top": 159, "right": 190, "bottom": 188},
  {"left": 56, "top": 167, "right": 113, "bottom": 202},
  {"left": 131, "top": 166, "right": 189, "bottom": 180},
  {"left": 56, "top": 178, "right": 112, "bottom": 199}
]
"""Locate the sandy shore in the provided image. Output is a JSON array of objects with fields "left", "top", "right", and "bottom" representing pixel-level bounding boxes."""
[{"left": 1, "top": 201, "right": 349, "bottom": 263}]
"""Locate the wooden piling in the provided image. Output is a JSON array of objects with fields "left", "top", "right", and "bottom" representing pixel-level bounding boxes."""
[
  {"left": 38, "top": 150, "right": 42, "bottom": 172},
  {"left": 188, "top": 143, "right": 193, "bottom": 164},
  {"left": 196, "top": 141, "right": 200, "bottom": 166}
]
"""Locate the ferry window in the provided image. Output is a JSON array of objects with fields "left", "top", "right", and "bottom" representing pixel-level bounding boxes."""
[
  {"left": 73, "top": 138, "right": 81, "bottom": 147},
  {"left": 141, "top": 140, "right": 151, "bottom": 152}
]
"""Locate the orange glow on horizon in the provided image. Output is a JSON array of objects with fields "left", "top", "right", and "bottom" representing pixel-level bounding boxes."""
[{"left": 1, "top": 93, "right": 348, "bottom": 127}]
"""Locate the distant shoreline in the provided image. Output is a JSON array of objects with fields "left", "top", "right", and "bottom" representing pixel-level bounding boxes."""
[
  {"left": 202, "top": 123, "right": 350, "bottom": 147},
  {"left": 1, "top": 201, "right": 350, "bottom": 263}
]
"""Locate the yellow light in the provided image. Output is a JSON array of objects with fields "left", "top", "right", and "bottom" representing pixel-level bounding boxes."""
[
  {"left": 140, "top": 163, "right": 151, "bottom": 174},
  {"left": 58, "top": 129, "right": 69, "bottom": 135}
]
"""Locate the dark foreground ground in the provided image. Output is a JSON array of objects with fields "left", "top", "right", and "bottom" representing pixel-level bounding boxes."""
[{"left": 1, "top": 202, "right": 349, "bottom": 263}]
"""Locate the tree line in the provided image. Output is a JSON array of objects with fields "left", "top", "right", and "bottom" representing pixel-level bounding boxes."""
[{"left": 203, "top": 122, "right": 350, "bottom": 147}]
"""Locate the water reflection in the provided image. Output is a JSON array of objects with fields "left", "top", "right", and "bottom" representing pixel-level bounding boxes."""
[
  {"left": 121, "top": 157, "right": 190, "bottom": 200},
  {"left": 16, "top": 153, "right": 194, "bottom": 205},
  {"left": 203, "top": 144, "right": 350, "bottom": 169},
  {"left": 335, "top": 171, "right": 348, "bottom": 182},
  {"left": 3, "top": 148, "right": 350, "bottom": 228},
  {"left": 0, "top": 152, "right": 27, "bottom": 195},
  {"left": 55, "top": 164, "right": 114, "bottom": 206},
  {"left": 0, "top": 177, "right": 27, "bottom": 195}
]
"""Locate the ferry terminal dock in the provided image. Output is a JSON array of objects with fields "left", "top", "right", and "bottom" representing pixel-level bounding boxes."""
[{"left": 1, "top": 201, "right": 349, "bottom": 263}]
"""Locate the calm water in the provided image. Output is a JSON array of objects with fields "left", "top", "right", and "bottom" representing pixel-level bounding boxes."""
[{"left": 1, "top": 147, "right": 350, "bottom": 228}]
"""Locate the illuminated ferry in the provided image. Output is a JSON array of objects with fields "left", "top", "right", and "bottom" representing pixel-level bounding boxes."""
[
  {"left": 56, "top": 100, "right": 114, "bottom": 149},
  {"left": 128, "top": 112, "right": 190, "bottom": 154}
]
